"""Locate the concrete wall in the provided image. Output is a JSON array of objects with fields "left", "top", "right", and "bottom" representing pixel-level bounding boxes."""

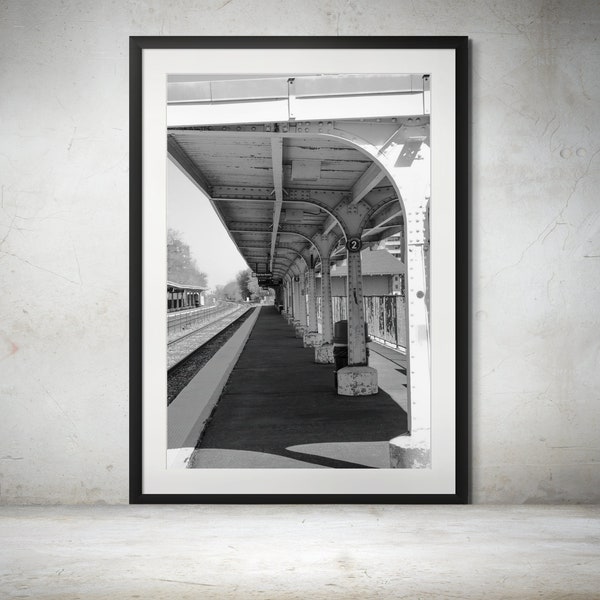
[{"left": 1, "top": 0, "right": 599, "bottom": 504}]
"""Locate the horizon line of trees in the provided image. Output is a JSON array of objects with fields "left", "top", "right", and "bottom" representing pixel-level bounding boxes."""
[
  {"left": 167, "top": 229, "right": 274, "bottom": 302},
  {"left": 208, "top": 269, "right": 274, "bottom": 303}
]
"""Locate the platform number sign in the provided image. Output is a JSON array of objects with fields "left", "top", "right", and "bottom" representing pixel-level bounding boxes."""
[{"left": 346, "top": 237, "right": 362, "bottom": 253}]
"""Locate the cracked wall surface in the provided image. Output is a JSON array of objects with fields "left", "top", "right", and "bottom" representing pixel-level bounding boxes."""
[{"left": 0, "top": 0, "right": 599, "bottom": 504}]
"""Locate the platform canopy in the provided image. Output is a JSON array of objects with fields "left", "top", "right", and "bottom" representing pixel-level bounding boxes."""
[
  {"left": 167, "top": 74, "right": 430, "bottom": 287},
  {"left": 166, "top": 281, "right": 206, "bottom": 293}
]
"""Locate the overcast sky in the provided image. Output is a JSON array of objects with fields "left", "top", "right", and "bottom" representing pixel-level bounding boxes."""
[{"left": 167, "top": 159, "right": 247, "bottom": 288}]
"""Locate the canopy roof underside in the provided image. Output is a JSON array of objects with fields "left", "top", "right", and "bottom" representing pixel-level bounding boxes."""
[{"left": 167, "top": 74, "right": 431, "bottom": 286}]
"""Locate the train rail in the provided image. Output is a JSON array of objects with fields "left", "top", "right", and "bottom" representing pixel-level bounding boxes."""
[
  {"left": 168, "top": 306, "right": 238, "bottom": 346},
  {"left": 167, "top": 304, "right": 254, "bottom": 371},
  {"left": 167, "top": 306, "right": 258, "bottom": 406},
  {"left": 167, "top": 301, "right": 239, "bottom": 342}
]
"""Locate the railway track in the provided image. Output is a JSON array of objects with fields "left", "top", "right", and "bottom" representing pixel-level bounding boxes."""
[
  {"left": 167, "top": 306, "right": 258, "bottom": 406},
  {"left": 168, "top": 305, "right": 254, "bottom": 370},
  {"left": 168, "top": 308, "right": 238, "bottom": 347},
  {"left": 167, "top": 302, "right": 238, "bottom": 343}
]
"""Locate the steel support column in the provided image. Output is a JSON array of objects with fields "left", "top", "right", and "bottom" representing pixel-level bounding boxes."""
[
  {"left": 285, "top": 277, "right": 295, "bottom": 323},
  {"left": 307, "top": 265, "right": 318, "bottom": 332},
  {"left": 329, "top": 120, "right": 431, "bottom": 466},
  {"left": 275, "top": 284, "right": 283, "bottom": 311},
  {"left": 346, "top": 249, "right": 367, "bottom": 366},
  {"left": 315, "top": 257, "right": 335, "bottom": 364},
  {"left": 303, "top": 257, "right": 322, "bottom": 348},
  {"left": 320, "top": 258, "right": 334, "bottom": 342},
  {"left": 310, "top": 233, "right": 338, "bottom": 364},
  {"left": 284, "top": 280, "right": 290, "bottom": 315},
  {"left": 292, "top": 275, "right": 300, "bottom": 326},
  {"left": 297, "top": 269, "right": 308, "bottom": 333},
  {"left": 336, "top": 244, "right": 378, "bottom": 395},
  {"left": 293, "top": 274, "right": 306, "bottom": 338}
]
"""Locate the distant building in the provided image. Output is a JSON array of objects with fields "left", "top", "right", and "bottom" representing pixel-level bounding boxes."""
[
  {"left": 167, "top": 281, "right": 206, "bottom": 311},
  {"left": 326, "top": 249, "right": 405, "bottom": 296},
  {"left": 378, "top": 233, "right": 403, "bottom": 261}
]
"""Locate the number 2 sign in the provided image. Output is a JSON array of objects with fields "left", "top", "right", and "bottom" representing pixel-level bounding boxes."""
[{"left": 346, "top": 237, "right": 362, "bottom": 253}]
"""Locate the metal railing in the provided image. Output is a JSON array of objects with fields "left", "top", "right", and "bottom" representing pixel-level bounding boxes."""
[{"left": 315, "top": 295, "right": 407, "bottom": 351}]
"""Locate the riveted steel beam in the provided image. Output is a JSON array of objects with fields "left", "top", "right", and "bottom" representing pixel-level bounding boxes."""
[
  {"left": 168, "top": 118, "right": 427, "bottom": 140},
  {"left": 212, "top": 186, "right": 275, "bottom": 199},
  {"left": 366, "top": 199, "right": 403, "bottom": 226},
  {"left": 328, "top": 119, "right": 431, "bottom": 465},
  {"left": 228, "top": 221, "right": 320, "bottom": 241},
  {"left": 167, "top": 135, "right": 212, "bottom": 198},
  {"left": 322, "top": 215, "right": 340, "bottom": 236},
  {"left": 213, "top": 186, "right": 348, "bottom": 204},
  {"left": 269, "top": 138, "right": 284, "bottom": 272},
  {"left": 350, "top": 162, "right": 385, "bottom": 205},
  {"left": 361, "top": 199, "right": 404, "bottom": 239},
  {"left": 239, "top": 242, "right": 304, "bottom": 252},
  {"left": 212, "top": 197, "right": 275, "bottom": 204},
  {"left": 227, "top": 222, "right": 274, "bottom": 233}
]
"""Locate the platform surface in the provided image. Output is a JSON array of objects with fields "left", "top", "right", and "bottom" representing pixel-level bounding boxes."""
[{"left": 191, "top": 305, "right": 408, "bottom": 469}]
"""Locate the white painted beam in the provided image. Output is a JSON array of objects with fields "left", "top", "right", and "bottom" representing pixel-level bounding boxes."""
[
  {"left": 168, "top": 99, "right": 289, "bottom": 127},
  {"left": 362, "top": 224, "right": 402, "bottom": 239},
  {"left": 363, "top": 201, "right": 403, "bottom": 235},
  {"left": 168, "top": 74, "right": 421, "bottom": 104},
  {"left": 167, "top": 135, "right": 212, "bottom": 198},
  {"left": 293, "top": 93, "right": 423, "bottom": 123},
  {"left": 168, "top": 93, "right": 425, "bottom": 127},
  {"left": 350, "top": 163, "right": 385, "bottom": 205},
  {"left": 322, "top": 215, "right": 339, "bottom": 236}
]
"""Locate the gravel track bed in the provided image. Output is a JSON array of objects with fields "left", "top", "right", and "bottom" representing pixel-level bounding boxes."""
[{"left": 167, "top": 308, "right": 256, "bottom": 406}]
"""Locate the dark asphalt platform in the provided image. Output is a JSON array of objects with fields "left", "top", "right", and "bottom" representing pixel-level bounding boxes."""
[{"left": 192, "top": 305, "right": 407, "bottom": 469}]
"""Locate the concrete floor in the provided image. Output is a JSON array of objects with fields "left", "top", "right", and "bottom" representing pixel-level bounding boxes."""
[{"left": 1, "top": 506, "right": 599, "bottom": 599}]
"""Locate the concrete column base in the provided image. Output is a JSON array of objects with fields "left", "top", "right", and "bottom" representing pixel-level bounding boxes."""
[
  {"left": 315, "top": 343, "right": 334, "bottom": 364},
  {"left": 294, "top": 325, "right": 305, "bottom": 338},
  {"left": 389, "top": 433, "right": 431, "bottom": 468},
  {"left": 303, "top": 332, "right": 322, "bottom": 348},
  {"left": 337, "top": 366, "right": 378, "bottom": 396}
]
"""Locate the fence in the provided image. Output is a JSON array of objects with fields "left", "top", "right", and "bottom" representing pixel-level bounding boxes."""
[{"left": 315, "top": 295, "right": 407, "bottom": 350}]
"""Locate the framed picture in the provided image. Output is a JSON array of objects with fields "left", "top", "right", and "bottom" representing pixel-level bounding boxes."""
[{"left": 130, "top": 36, "right": 469, "bottom": 503}]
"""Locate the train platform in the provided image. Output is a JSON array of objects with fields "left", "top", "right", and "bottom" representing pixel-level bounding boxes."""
[{"left": 186, "top": 305, "right": 408, "bottom": 469}]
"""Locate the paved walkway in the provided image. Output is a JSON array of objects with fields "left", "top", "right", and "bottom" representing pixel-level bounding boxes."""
[{"left": 191, "top": 305, "right": 407, "bottom": 469}]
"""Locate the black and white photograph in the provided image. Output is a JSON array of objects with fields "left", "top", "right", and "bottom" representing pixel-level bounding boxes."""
[
  {"left": 131, "top": 38, "right": 468, "bottom": 501},
  {"left": 166, "top": 72, "right": 432, "bottom": 471}
]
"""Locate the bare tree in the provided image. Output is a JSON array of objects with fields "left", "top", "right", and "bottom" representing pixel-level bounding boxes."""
[{"left": 167, "top": 229, "right": 207, "bottom": 287}]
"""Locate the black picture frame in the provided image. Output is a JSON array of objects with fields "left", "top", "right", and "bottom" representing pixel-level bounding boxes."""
[{"left": 130, "top": 36, "right": 469, "bottom": 504}]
